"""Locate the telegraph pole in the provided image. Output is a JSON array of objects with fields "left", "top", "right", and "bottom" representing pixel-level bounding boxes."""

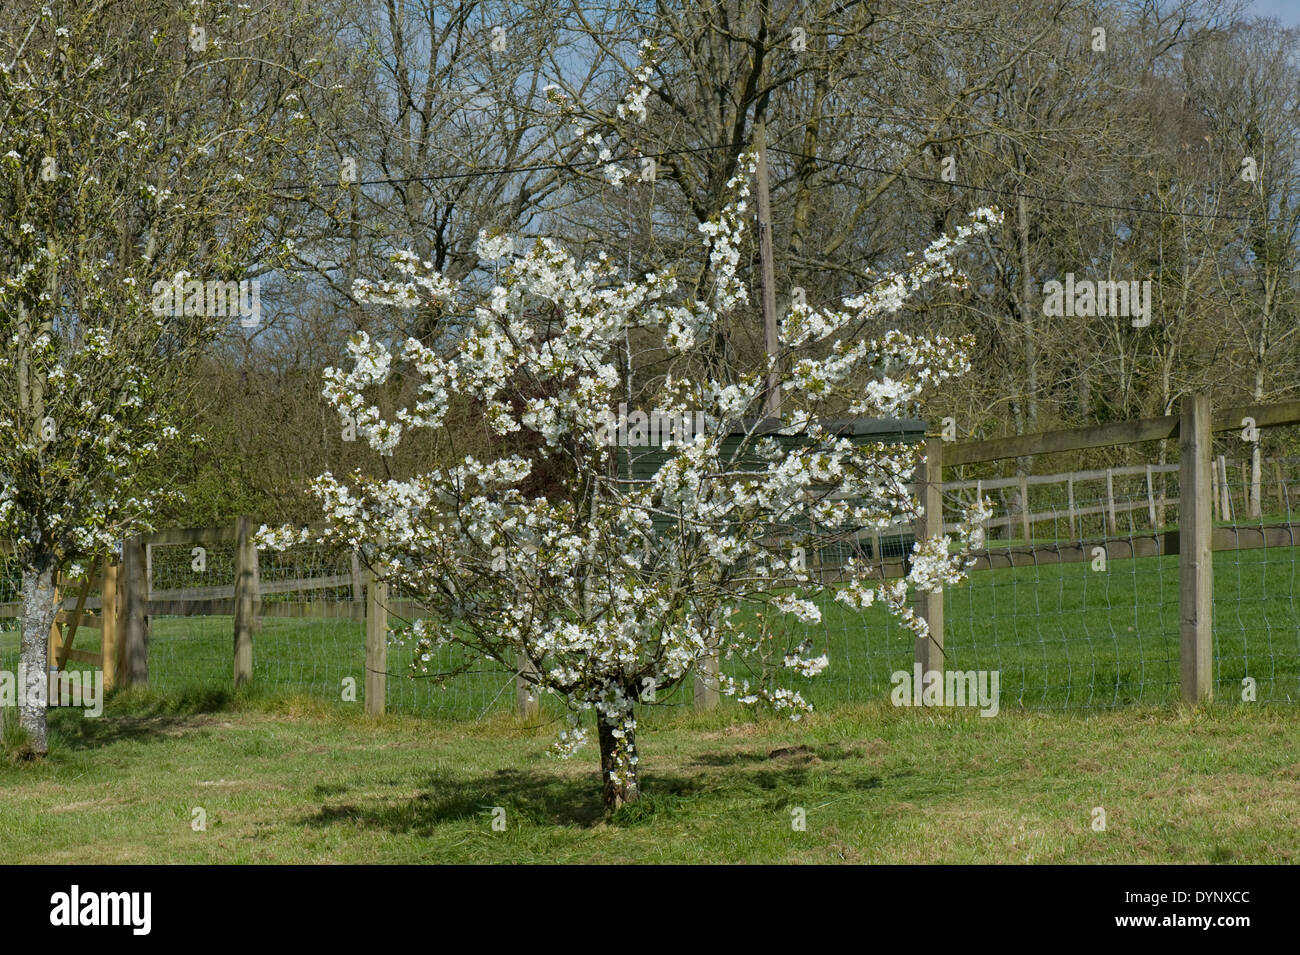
[{"left": 753, "top": 119, "right": 781, "bottom": 419}]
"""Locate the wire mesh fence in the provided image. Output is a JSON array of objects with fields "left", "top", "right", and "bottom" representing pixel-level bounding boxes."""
[
  {"left": 381, "top": 574, "right": 521, "bottom": 720},
  {"left": 143, "top": 535, "right": 530, "bottom": 719},
  {"left": 811, "top": 443, "right": 1300, "bottom": 710},
  {"left": 146, "top": 536, "right": 374, "bottom": 710},
  {"left": 1208, "top": 440, "right": 1300, "bottom": 704},
  {"left": 0, "top": 552, "right": 116, "bottom": 695},
  {"left": 147, "top": 539, "right": 239, "bottom": 695},
  {"left": 0, "top": 548, "right": 23, "bottom": 678},
  {"left": 936, "top": 472, "right": 1184, "bottom": 709},
  {"left": 256, "top": 542, "right": 361, "bottom": 703},
  {"left": 2, "top": 415, "right": 1297, "bottom": 721}
]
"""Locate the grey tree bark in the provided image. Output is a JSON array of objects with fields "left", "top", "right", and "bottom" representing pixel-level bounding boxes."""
[{"left": 18, "top": 564, "right": 58, "bottom": 755}]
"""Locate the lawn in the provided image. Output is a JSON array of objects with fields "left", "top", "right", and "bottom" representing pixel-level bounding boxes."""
[
  {"left": 1, "top": 692, "right": 1297, "bottom": 864},
  {"left": 1, "top": 539, "right": 1297, "bottom": 864}
]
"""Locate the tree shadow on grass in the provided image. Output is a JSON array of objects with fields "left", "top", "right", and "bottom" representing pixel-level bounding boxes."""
[
  {"left": 692, "top": 742, "right": 863, "bottom": 768},
  {"left": 300, "top": 757, "right": 889, "bottom": 835},
  {"left": 50, "top": 714, "right": 217, "bottom": 751},
  {"left": 106, "top": 687, "right": 236, "bottom": 717},
  {"left": 48, "top": 687, "right": 235, "bottom": 751},
  {"left": 304, "top": 767, "right": 609, "bottom": 831}
]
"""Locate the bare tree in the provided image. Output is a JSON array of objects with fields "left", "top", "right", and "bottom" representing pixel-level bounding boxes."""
[{"left": 1186, "top": 22, "right": 1300, "bottom": 516}]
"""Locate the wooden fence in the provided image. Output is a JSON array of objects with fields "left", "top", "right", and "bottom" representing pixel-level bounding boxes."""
[
  {"left": 0, "top": 518, "right": 479, "bottom": 718},
  {"left": 944, "top": 456, "right": 1295, "bottom": 538},
  {"left": 925, "top": 395, "right": 1300, "bottom": 706},
  {"left": 4, "top": 393, "right": 1297, "bottom": 715}
]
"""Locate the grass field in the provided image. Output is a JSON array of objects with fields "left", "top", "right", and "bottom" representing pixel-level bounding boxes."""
[
  {"left": 1, "top": 692, "right": 1297, "bottom": 864},
  {"left": 1, "top": 545, "right": 1296, "bottom": 864},
  {"left": 4, "top": 546, "right": 1296, "bottom": 717}
]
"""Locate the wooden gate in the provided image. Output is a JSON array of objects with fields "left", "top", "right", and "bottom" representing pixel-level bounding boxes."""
[{"left": 47, "top": 556, "right": 121, "bottom": 701}]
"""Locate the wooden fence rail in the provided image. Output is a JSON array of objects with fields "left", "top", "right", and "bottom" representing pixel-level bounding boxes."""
[
  {"left": 6, "top": 395, "right": 1299, "bottom": 716},
  {"left": 929, "top": 395, "right": 1300, "bottom": 707}
]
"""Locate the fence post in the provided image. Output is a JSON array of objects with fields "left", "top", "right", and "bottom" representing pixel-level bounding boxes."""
[
  {"left": 1179, "top": 395, "right": 1213, "bottom": 706},
  {"left": 350, "top": 551, "right": 363, "bottom": 606},
  {"left": 914, "top": 437, "right": 945, "bottom": 683},
  {"left": 1210, "top": 459, "right": 1220, "bottom": 521},
  {"left": 1105, "top": 469, "right": 1117, "bottom": 535},
  {"left": 1146, "top": 464, "right": 1158, "bottom": 528},
  {"left": 1066, "top": 477, "right": 1077, "bottom": 537},
  {"left": 364, "top": 566, "right": 387, "bottom": 716},
  {"left": 1218, "top": 455, "right": 1231, "bottom": 521},
  {"left": 694, "top": 650, "right": 719, "bottom": 711},
  {"left": 516, "top": 654, "right": 540, "bottom": 720},
  {"left": 1017, "top": 474, "right": 1031, "bottom": 542},
  {"left": 120, "top": 534, "right": 149, "bottom": 686},
  {"left": 100, "top": 558, "right": 119, "bottom": 691},
  {"left": 47, "top": 572, "right": 62, "bottom": 703},
  {"left": 232, "top": 516, "right": 258, "bottom": 687}
]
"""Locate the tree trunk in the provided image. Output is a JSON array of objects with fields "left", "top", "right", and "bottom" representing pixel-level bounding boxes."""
[
  {"left": 18, "top": 563, "right": 58, "bottom": 756},
  {"left": 598, "top": 714, "right": 639, "bottom": 812},
  {"left": 1014, "top": 161, "right": 1039, "bottom": 436},
  {"left": 1250, "top": 443, "right": 1263, "bottom": 520},
  {"left": 1251, "top": 366, "right": 1265, "bottom": 519}
]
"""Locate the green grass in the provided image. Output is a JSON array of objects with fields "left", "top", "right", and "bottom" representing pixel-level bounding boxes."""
[
  {"left": 3, "top": 546, "right": 1298, "bottom": 717},
  {"left": 0, "top": 693, "right": 1296, "bottom": 863}
]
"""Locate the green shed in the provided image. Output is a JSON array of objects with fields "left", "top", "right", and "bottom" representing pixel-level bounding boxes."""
[{"left": 613, "top": 414, "right": 927, "bottom": 570}]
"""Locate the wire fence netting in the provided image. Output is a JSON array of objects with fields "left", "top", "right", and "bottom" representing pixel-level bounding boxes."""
[{"left": 2, "top": 433, "right": 1297, "bottom": 719}]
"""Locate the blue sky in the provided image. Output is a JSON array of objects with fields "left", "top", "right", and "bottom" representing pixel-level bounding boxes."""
[{"left": 1248, "top": 0, "right": 1300, "bottom": 26}]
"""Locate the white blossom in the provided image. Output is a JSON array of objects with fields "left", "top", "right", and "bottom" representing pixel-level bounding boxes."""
[{"left": 286, "top": 87, "right": 1003, "bottom": 800}]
